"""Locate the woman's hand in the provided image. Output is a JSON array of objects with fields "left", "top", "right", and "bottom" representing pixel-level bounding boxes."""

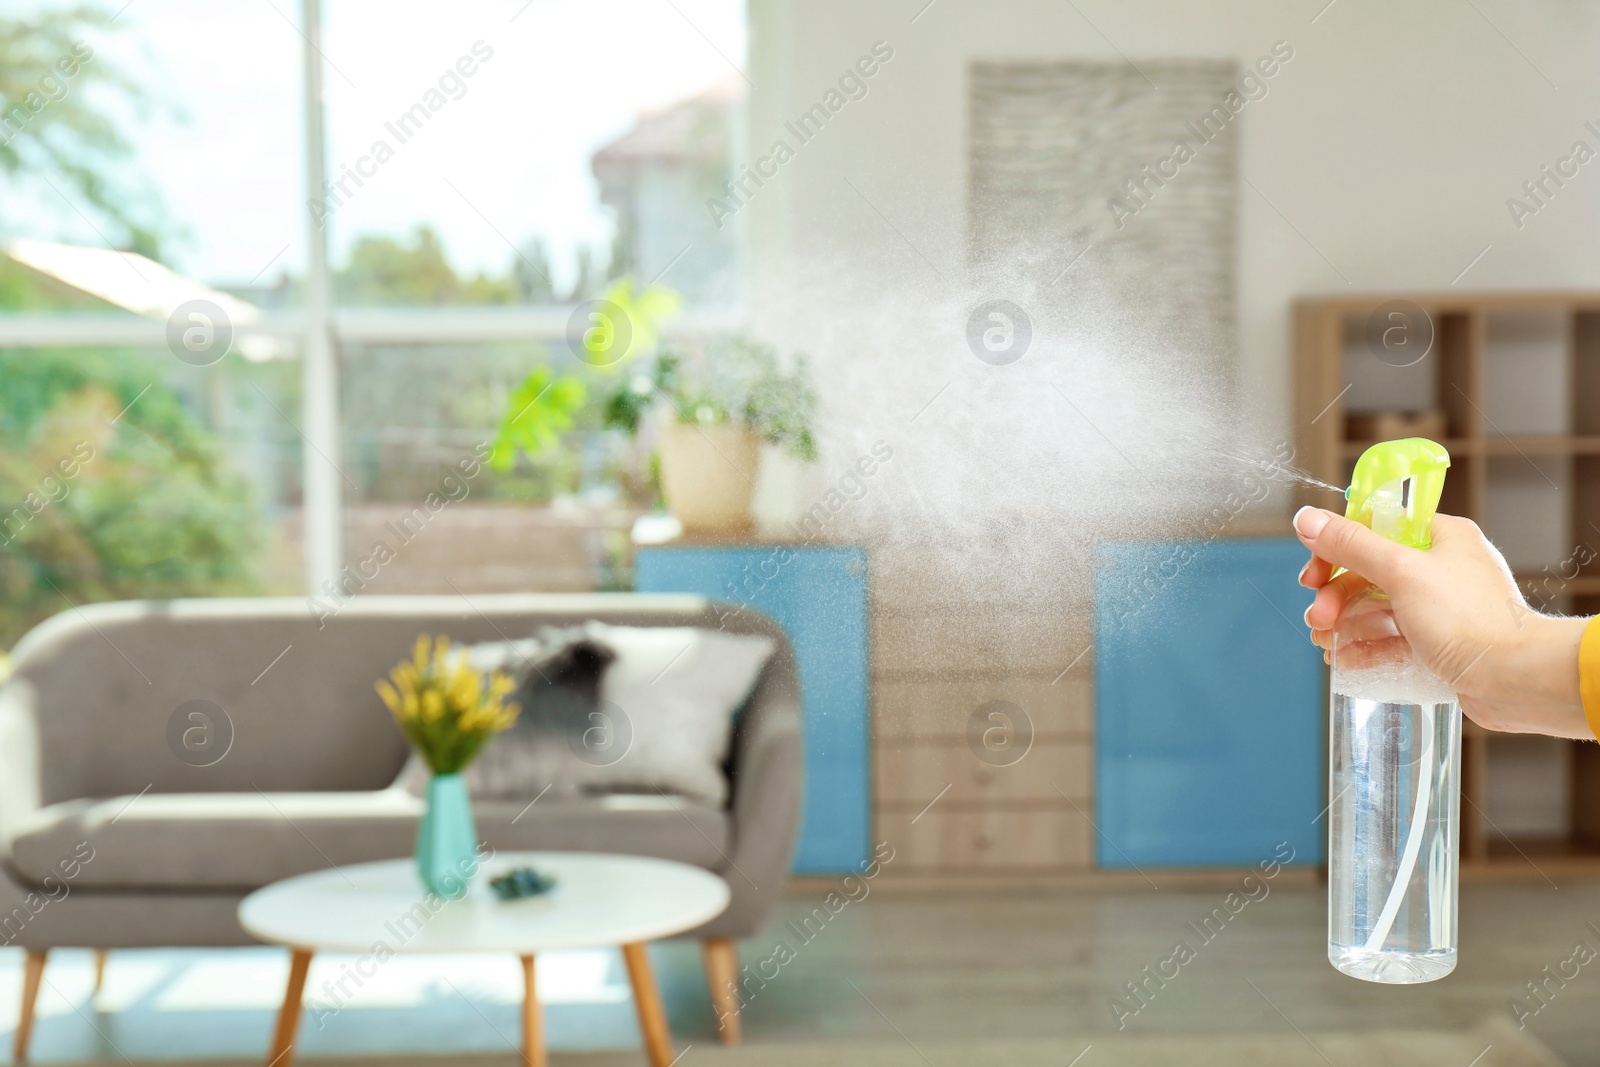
[{"left": 1294, "top": 506, "right": 1590, "bottom": 738}]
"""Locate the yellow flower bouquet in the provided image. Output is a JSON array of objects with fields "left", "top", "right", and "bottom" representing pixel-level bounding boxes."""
[
  {"left": 376, "top": 635, "right": 520, "bottom": 900},
  {"left": 376, "top": 634, "right": 520, "bottom": 774}
]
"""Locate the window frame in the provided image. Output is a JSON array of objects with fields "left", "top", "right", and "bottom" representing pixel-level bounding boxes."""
[{"left": 0, "top": 0, "right": 744, "bottom": 595}]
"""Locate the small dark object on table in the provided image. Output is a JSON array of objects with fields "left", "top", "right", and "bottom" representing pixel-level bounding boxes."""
[{"left": 490, "top": 867, "right": 558, "bottom": 900}]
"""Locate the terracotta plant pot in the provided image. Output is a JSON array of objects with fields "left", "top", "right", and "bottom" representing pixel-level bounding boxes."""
[{"left": 658, "top": 421, "right": 760, "bottom": 533}]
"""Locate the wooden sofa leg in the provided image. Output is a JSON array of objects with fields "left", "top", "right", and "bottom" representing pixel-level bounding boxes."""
[
  {"left": 15, "top": 948, "right": 46, "bottom": 1063},
  {"left": 700, "top": 937, "right": 742, "bottom": 1045},
  {"left": 92, "top": 949, "right": 107, "bottom": 995}
]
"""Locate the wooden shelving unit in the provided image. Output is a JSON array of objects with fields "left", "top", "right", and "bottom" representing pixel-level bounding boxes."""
[{"left": 1295, "top": 292, "right": 1600, "bottom": 877}]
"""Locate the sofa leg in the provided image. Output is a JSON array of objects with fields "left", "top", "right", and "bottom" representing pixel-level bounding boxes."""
[
  {"left": 14, "top": 948, "right": 46, "bottom": 1063},
  {"left": 700, "top": 937, "right": 742, "bottom": 1045},
  {"left": 92, "top": 949, "right": 107, "bottom": 995}
]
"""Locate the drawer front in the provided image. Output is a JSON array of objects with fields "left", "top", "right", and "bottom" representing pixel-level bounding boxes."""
[
  {"left": 878, "top": 808, "right": 1092, "bottom": 871},
  {"left": 872, "top": 607, "right": 1088, "bottom": 677},
  {"left": 874, "top": 675, "right": 1092, "bottom": 742},
  {"left": 876, "top": 741, "right": 1092, "bottom": 805}
]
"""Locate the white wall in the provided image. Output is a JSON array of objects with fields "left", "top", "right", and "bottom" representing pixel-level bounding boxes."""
[{"left": 745, "top": 0, "right": 1600, "bottom": 471}]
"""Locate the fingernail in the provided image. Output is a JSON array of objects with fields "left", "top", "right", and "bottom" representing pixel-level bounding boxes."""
[
  {"left": 1297, "top": 560, "right": 1310, "bottom": 585},
  {"left": 1303, "top": 604, "right": 1315, "bottom": 627},
  {"left": 1294, "top": 506, "right": 1330, "bottom": 539}
]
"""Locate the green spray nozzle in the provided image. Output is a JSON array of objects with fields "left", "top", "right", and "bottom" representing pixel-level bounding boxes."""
[{"left": 1343, "top": 438, "right": 1451, "bottom": 550}]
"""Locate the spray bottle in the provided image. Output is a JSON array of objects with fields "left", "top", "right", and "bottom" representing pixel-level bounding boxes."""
[{"left": 1327, "top": 438, "right": 1460, "bottom": 984}]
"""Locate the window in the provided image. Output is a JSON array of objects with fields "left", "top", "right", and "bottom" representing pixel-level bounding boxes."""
[{"left": 0, "top": 0, "right": 747, "bottom": 641}]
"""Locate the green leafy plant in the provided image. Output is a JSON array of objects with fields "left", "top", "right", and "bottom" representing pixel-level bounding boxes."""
[
  {"left": 605, "top": 336, "right": 818, "bottom": 461},
  {"left": 0, "top": 6, "right": 166, "bottom": 255},
  {"left": 488, "top": 366, "right": 587, "bottom": 472},
  {"left": 489, "top": 276, "right": 681, "bottom": 475},
  {"left": 338, "top": 226, "right": 516, "bottom": 307},
  {"left": 0, "top": 350, "right": 263, "bottom": 647}
]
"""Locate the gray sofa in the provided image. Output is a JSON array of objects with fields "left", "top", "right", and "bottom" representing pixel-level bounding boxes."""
[{"left": 0, "top": 593, "right": 801, "bottom": 1055}]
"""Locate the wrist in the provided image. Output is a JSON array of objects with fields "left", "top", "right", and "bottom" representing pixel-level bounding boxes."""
[{"left": 1499, "top": 614, "right": 1589, "bottom": 738}]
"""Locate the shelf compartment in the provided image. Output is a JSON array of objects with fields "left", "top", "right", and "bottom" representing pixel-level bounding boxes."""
[
  {"left": 1579, "top": 456, "right": 1600, "bottom": 576},
  {"left": 1482, "top": 309, "right": 1571, "bottom": 436},
  {"left": 1574, "top": 312, "right": 1600, "bottom": 437},
  {"left": 1438, "top": 312, "right": 1481, "bottom": 440},
  {"left": 1483, "top": 455, "right": 1572, "bottom": 575}
]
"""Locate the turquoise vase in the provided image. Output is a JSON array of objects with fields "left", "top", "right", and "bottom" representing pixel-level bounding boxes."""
[{"left": 416, "top": 773, "right": 478, "bottom": 901}]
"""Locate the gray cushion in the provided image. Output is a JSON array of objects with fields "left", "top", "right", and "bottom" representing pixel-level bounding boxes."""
[
  {"left": 457, "top": 623, "right": 773, "bottom": 806},
  {"left": 461, "top": 628, "right": 617, "bottom": 799},
  {"left": 8, "top": 788, "right": 730, "bottom": 891}
]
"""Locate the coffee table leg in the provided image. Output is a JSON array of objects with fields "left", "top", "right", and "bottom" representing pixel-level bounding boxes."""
[
  {"left": 621, "top": 942, "right": 674, "bottom": 1067},
  {"left": 268, "top": 947, "right": 313, "bottom": 1067},
  {"left": 520, "top": 954, "right": 545, "bottom": 1067}
]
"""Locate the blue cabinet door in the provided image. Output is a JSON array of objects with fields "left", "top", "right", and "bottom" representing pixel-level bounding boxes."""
[
  {"left": 1095, "top": 538, "right": 1323, "bottom": 868},
  {"left": 634, "top": 545, "right": 869, "bottom": 874}
]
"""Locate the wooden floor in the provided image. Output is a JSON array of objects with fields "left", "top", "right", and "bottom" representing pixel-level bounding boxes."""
[{"left": 4, "top": 880, "right": 1599, "bottom": 1065}]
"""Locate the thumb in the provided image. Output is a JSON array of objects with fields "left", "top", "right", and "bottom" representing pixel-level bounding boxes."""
[{"left": 1293, "top": 506, "right": 1409, "bottom": 590}]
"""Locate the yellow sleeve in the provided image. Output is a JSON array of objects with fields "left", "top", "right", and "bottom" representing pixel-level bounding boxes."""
[{"left": 1584, "top": 616, "right": 1600, "bottom": 741}]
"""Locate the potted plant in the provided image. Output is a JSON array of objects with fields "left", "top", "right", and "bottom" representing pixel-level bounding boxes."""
[
  {"left": 489, "top": 277, "right": 819, "bottom": 534},
  {"left": 489, "top": 277, "right": 678, "bottom": 483},
  {"left": 605, "top": 335, "right": 818, "bottom": 533}
]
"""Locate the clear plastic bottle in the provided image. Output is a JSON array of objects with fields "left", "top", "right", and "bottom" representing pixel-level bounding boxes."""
[{"left": 1325, "top": 439, "right": 1460, "bottom": 984}]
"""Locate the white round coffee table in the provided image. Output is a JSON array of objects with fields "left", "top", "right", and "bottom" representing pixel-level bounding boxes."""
[{"left": 239, "top": 851, "right": 730, "bottom": 1067}]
